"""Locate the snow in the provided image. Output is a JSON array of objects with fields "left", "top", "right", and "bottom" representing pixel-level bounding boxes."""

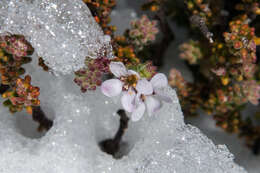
[
  {"left": 0, "top": 0, "right": 113, "bottom": 75},
  {"left": 0, "top": 53, "right": 247, "bottom": 172}
]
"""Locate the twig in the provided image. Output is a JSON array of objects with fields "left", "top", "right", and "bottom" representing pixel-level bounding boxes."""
[
  {"left": 99, "top": 109, "right": 129, "bottom": 158},
  {"left": 32, "top": 106, "right": 53, "bottom": 132},
  {"left": 150, "top": 8, "right": 174, "bottom": 67}
]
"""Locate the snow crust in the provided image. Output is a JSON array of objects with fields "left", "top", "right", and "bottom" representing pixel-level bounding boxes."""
[
  {"left": 0, "top": 54, "right": 247, "bottom": 173},
  {"left": 0, "top": 0, "right": 113, "bottom": 75}
]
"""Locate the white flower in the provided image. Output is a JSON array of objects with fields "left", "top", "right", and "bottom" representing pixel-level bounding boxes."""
[
  {"left": 101, "top": 61, "right": 139, "bottom": 97},
  {"left": 124, "top": 73, "right": 172, "bottom": 121},
  {"left": 101, "top": 61, "right": 172, "bottom": 121}
]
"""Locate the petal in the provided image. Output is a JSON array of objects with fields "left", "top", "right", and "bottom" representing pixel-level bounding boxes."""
[
  {"left": 101, "top": 79, "right": 123, "bottom": 97},
  {"left": 136, "top": 79, "right": 153, "bottom": 95},
  {"left": 131, "top": 102, "right": 145, "bottom": 122},
  {"left": 121, "top": 91, "right": 136, "bottom": 112},
  {"left": 154, "top": 89, "right": 172, "bottom": 103},
  {"left": 134, "top": 93, "right": 142, "bottom": 105},
  {"left": 109, "top": 62, "right": 127, "bottom": 77},
  {"left": 127, "top": 70, "right": 140, "bottom": 78},
  {"left": 156, "top": 94, "right": 172, "bottom": 103},
  {"left": 150, "top": 73, "right": 168, "bottom": 89},
  {"left": 145, "top": 96, "right": 162, "bottom": 116}
]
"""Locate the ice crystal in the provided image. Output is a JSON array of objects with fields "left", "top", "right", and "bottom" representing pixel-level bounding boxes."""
[{"left": 0, "top": 0, "right": 113, "bottom": 75}]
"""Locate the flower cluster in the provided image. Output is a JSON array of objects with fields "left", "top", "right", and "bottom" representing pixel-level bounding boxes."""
[
  {"left": 187, "top": 0, "right": 212, "bottom": 16},
  {"left": 0, "top": 35, "right": 42, "bottom": 116},
  {"left": 0, "top": 34, "right": 53, "bottom": 131},
  {"left": 242, "top": 80, "right": 260, "bottom": 105},
  {"left": 141, "top": 0, "right": 164, "bottom": 12},
  {"left": 112, "top": 34, "right": 157, "bottom": 78},
  {"left": 214, "top": 112, "right": 241, "bottom": 133},
  {"left": 2, "top": 75, "right": 40, "bottom": 114},
  {"left": 128, "top": 15, "right": 159, "bottom": 50},
  {"left": 0, "top": 35, "right": 33, "bottom": 85},
  {"left": 0, "top": 35, "right": 33, "bottom": 58},
  {"left": 224, "top": 16, "right": 257, "bottom": 79},
  {"left": 235, "top": 1, "right": 260, "bottom": 15},
  {"left": 101, "top": 62, "right": 171, "bottom": 121},
  {"left": 168, "top": 68, "right": 201, "bottom": 116},
  {"left": 179, "top": 40, "right": 203, "bottom": 65},
  {"left": 211, "top": 67, "right": 226, "bottom": 76},
  {"left": 112, "top": 39, "right": 140, "bottom": 65},
  {"left": 206, "top": 85, "right": 247, "bottom": 114},
  {"left": 83, "top": 0, "right": 116, "bottom": 35},
  {"left": 74, "top": 57, "right": 110, "bottom": 92},
  {"left": 168, "top": 68, "right": 189, "bottom": 97}
]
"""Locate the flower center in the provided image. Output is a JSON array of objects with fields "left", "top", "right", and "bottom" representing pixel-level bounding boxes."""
[
  {"left": 126, "top": 74, "right": 138, "bottom": 86},
  {"left": 121, "top": 74, "right": 139, "bottom": 91}
]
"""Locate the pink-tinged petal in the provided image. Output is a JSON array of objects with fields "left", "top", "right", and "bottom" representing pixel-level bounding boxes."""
[
  {"left": 135, "top": 93, "right": 142, "bottom": 104},
  {"left": 131, "top": 102, "right": 145, "bottom": 121},
  {"left": 154, "top": 89, "right": 172, "bottom": 103},
  {"left": 136, "top": 79, "right": 153, "bottom": 95},
  {"left": 127, "top": 70, "right": 140, "bottom": 78},
  {"left": 101, "top": 79, "right": 123, "bottom": 97},
  {"left": 121, "top": 91, "right": 136, "bottom": 112},
  {"left": 156, "top": 94, "right": 172, "bottom": 103},
  {"left": 150, "top": 73, "right": 168, "bottom": 89},
  {"left": 109, "top": 62, "right": 127, "bottom": 77},
  {"left": 145, "top": 96, "right": 161, "bottom": 116}
]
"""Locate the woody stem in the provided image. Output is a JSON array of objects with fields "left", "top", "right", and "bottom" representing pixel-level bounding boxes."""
[
  {"left": 99, "top": 109, "right": 129, "bottom": 158},
  {"left": 32, "top": 106, "right": 53, "bottom": 132}
]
